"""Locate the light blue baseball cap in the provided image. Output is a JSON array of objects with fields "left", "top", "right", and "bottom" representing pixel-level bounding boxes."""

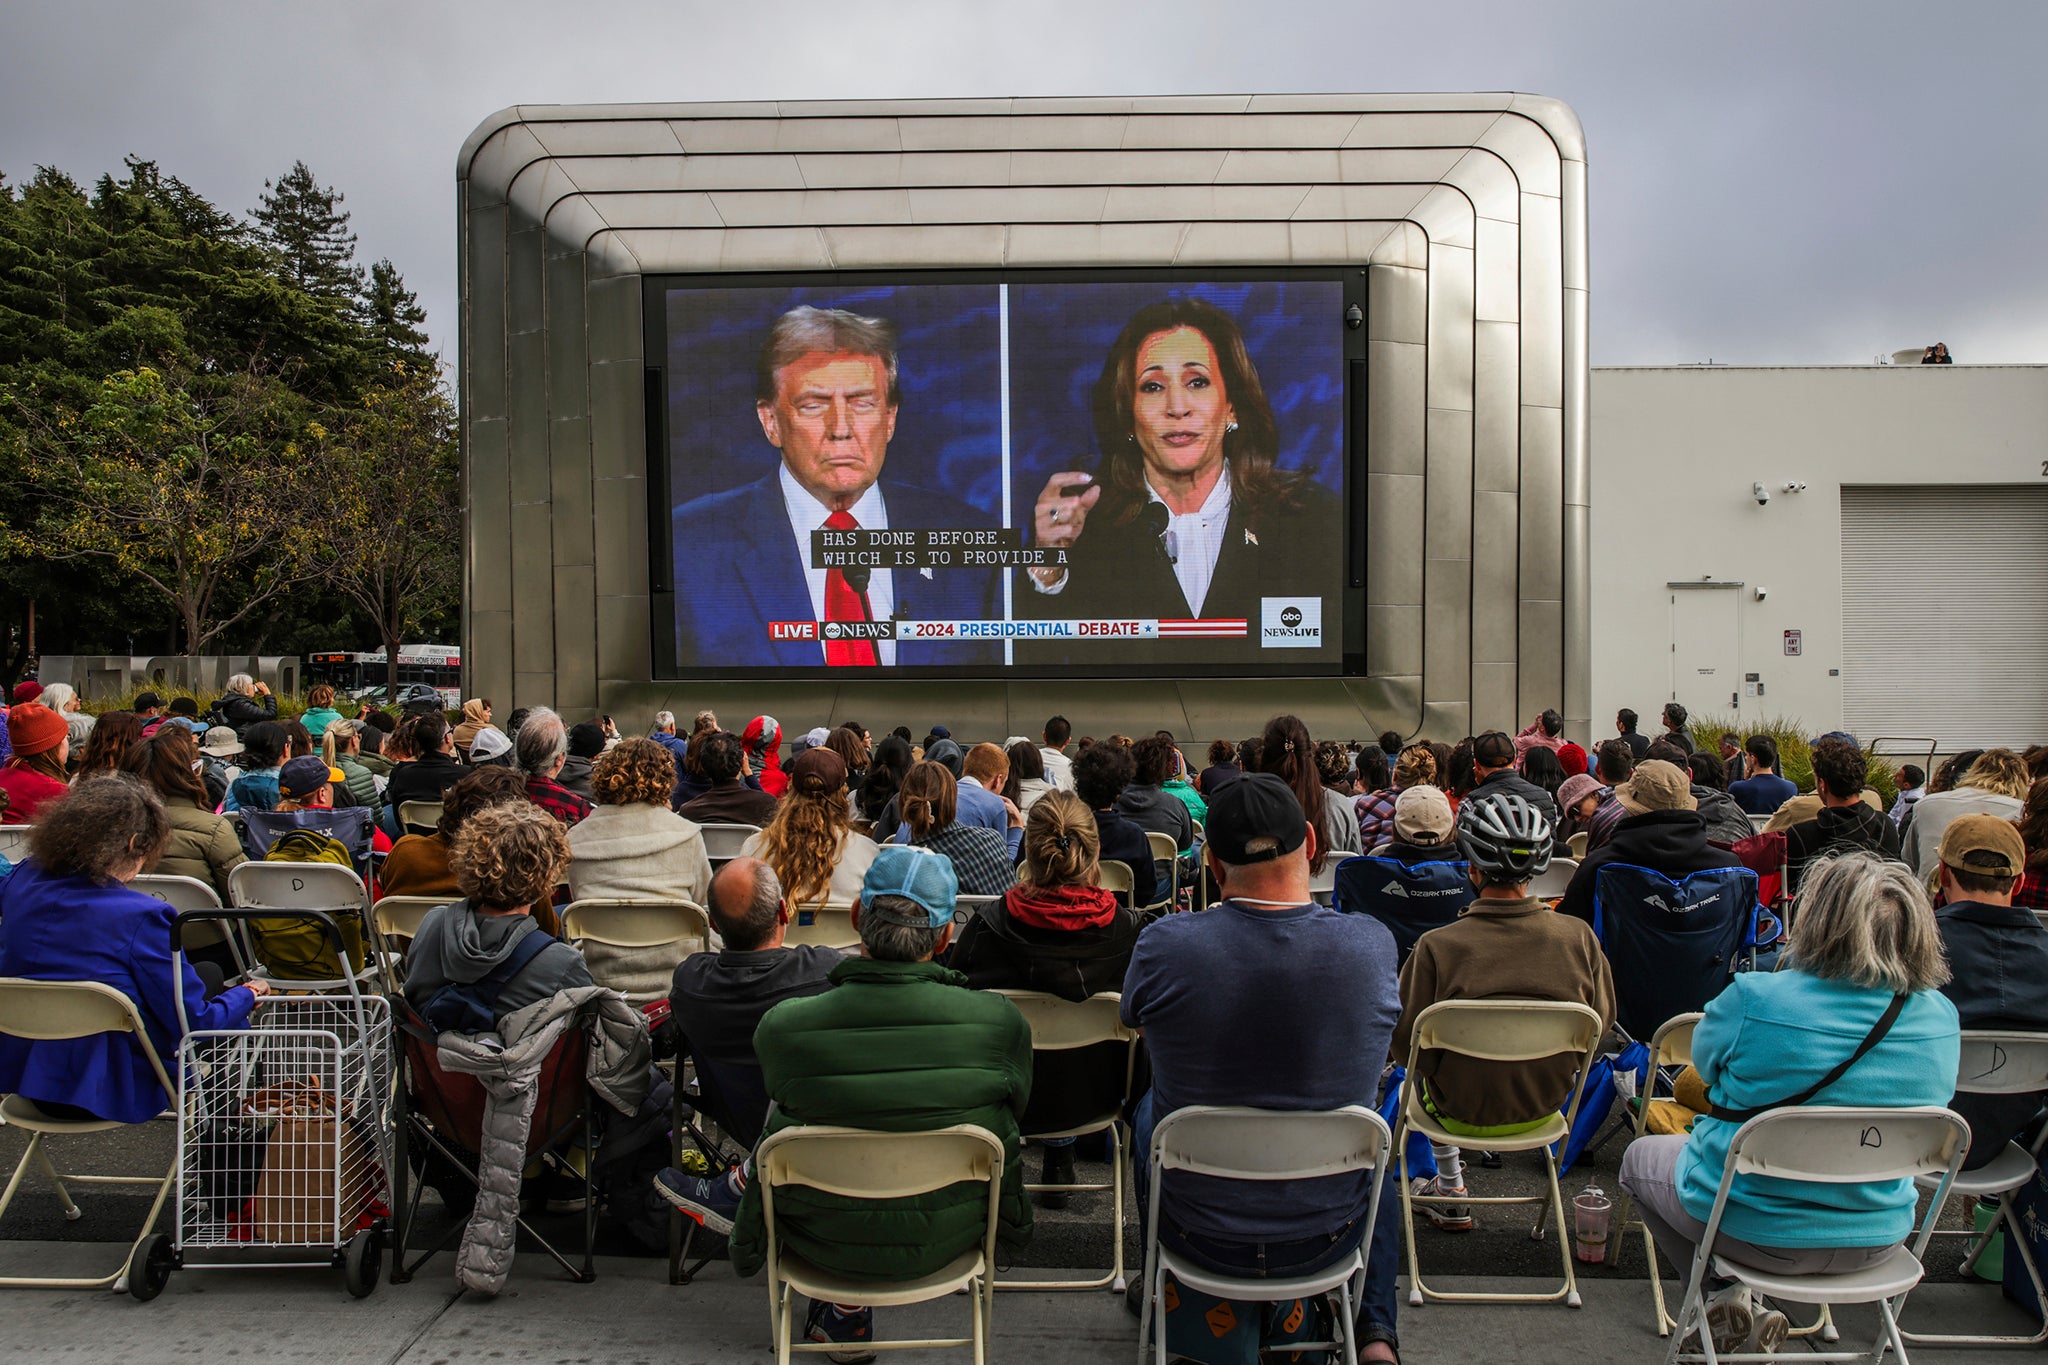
[{"left": 859, "top": 844, "right": 958, "bottom": 928}]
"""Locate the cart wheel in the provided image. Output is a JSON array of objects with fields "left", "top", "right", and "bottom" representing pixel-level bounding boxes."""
[
  {"left": 128, "top": 1234, "right": 174, "bottom": 1302},
  {"left": 344, "top": 1229, "right": 383, "bottom": 1299}
]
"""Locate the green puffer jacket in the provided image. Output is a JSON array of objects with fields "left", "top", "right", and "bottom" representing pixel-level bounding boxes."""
[{"left": 727, "top": 955, "right": 1034, "bottom": 1281}]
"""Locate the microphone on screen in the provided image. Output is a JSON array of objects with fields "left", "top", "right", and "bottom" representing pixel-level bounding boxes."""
[
  {"left": 844, "top": 565, "right": 872, "bottom": 595},
  {"left": 1140, "top": 502, "right": 1176, "bottom": 564}
]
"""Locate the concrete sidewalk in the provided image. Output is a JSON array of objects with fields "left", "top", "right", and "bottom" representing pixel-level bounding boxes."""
[{"left": 0, "top": 1241, "right": 2037, "bottom": 1363}]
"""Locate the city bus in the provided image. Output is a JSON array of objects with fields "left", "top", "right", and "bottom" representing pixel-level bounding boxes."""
[{"left": 304, "top": 645, "right": 462, "bottom": 708}]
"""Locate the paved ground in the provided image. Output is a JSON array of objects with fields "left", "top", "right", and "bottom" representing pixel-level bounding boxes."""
[{"left": 0, "top": 1239, "right": 2038, "bottom": 1364}]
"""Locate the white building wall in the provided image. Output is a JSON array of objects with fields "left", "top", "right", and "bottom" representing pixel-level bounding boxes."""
[{"left": 1589, "top": 365, "right": 2048, "bottom": 738}]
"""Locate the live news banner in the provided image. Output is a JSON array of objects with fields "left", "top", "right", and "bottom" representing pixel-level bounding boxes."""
[{"left": 780, "top": 526, "right": 1248, "bottom": 642}]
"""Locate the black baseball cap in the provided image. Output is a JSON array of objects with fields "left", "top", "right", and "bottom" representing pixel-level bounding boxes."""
[
  {"left": 134, "top": 691, "right": 165, "bottom": 711},
  {"left": 1204, "top": 772, "right": 1308, "bottom": 865},
  {"left": 1473, "top": 731, "right": 1516, "bottom": 768}
]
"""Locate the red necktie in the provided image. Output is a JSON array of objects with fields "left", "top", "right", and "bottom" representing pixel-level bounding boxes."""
[{"left": 822, "top": 510, "right": 879, "bottom": 667}]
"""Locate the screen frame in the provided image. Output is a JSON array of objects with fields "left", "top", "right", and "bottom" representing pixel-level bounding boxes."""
[{"left": 643, "top": 265, "right": 1367, "bottom": 682}]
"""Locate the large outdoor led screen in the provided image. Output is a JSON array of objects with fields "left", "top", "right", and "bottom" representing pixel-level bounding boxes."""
[{"left": 649, "top": 272, "right": 1357, "bottom": 678}]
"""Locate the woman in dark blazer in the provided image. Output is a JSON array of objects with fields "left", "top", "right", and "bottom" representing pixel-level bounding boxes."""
[{"left": 1019, "top": 296, "right": 1340, "bottom": 664}]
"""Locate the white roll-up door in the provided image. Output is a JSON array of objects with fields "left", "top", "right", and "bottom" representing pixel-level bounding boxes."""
[{"left": 1840, "top": 485, "right": 2048, "bottom": 750}]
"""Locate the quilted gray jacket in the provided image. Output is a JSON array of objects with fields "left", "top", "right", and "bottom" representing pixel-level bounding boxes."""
[{"left": 434, "top": 986, "right": 652, "bottom": 1294}]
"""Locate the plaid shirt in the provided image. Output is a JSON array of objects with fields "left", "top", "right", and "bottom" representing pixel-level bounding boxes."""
[
  {"left": 911, "top": 823, "right": 1017, "bottom": 897},
  {"left": 526, "top": 774, "right": 592, "bottom": 827},
  {"left": 1353, "top": 787, "right": 1400, "bottom": 851},
  {"left": 2017, "top": 870, "right": 2048, "bottom": 914}
]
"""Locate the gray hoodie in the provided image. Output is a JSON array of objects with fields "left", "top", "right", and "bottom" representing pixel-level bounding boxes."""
[{"left": 403, "top": 899, "right": 593, "bottom": 1024}]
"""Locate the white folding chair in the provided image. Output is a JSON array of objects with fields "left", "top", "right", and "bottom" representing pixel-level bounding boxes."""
[
  {"left": 954, "top": 893, "right": 1002, "bottom": 923},
  {"left": 226, "top": 860, "right": 377, "bottom": 987},
  {"left": 131, "top": 873, "right": 248, "bottom": 974},
  {"left": 1900, "top": 1031, "right": 2048, "bottom": 1346},
  {"left": 700, "top": 823, "right": 762, "bottom": 865},
  {"left": 1098, "top": 860, "right": 1134, "bottom": 897},
  {"left": 1663, "top": 1105, "right": 1967, "bottom": 1365},
  {"left": 1144, "top": 831, "right": 1179, "bottom": 910},
  {"left": 560, "top": 898, "right": 713, "bottom": 1004},
  {"left": 1529, "top": 856, "right": 1579, "bottom": 901},
  {"left": 1395, "top": 998, "right": 1606, "bottom": 1307},
  {"left": 1611, "top": 1012, "right": 1705, "bottom": 1336},
  {"left": 371, "top": 895, "right": 450, "bottom": 988},
  {"left": 0, "top": 979, "right": 179, "bottom": 1296},
  {"left": 990, "top": 991, "right": 1140, "bottom": 1293},
  {"left": 759, "top": 1123, "right": 1004, "bottom": 1363},
  {"left": 1139, "top": 1105, "right": 1392, "bottom": 1365},
  {"left": 0, "top": 824, "right": 34, "bottom": 862},
  {"left": 1568, "top": 831, "right": 1590, "bottom": 859},
  {"left": 1308, "top": 857, "right": 1339, "bottom": 905},
  {"left": 783, "top": 902, "right": 858, "bottom": 951},
  {"left": 396, "top": 799, "right": 443, "bottom": 836},
  {"left": 1747, "top": 814, "right": 1771, "bottom": 833}
]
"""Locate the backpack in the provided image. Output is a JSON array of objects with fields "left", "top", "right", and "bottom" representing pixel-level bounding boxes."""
[
  {"left": 419, "top": 929, "right": 556, "bottom": 1034},
  {"left": 253, "top": 830, "right": 366, "bottom": 981}
]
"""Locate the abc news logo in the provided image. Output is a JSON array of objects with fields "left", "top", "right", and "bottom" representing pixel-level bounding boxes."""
[
  {"left": 768, "top": 621, "right": 897, "bottom": 642},
  {"left": 1259, "top": 597, "right": 1321, "bottom": 649}
]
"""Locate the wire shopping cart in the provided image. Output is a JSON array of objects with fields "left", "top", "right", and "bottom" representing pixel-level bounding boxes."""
[{"left": 129, "top": 910, "right": 395, "bottom": 1300}]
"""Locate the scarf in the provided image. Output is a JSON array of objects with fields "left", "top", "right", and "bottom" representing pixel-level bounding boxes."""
[{"left": 1003, "top": 882, "right": 1120, "bottom": 932}]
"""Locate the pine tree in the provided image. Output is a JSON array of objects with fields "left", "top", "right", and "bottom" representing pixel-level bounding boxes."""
[
  {"left": 250, "top": 160, "right": 361, "bottom": 300},
  {"left": 361, "top": 257, "right": 432, "bottom": 366}
]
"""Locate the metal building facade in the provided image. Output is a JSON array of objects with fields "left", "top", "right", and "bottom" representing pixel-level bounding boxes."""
[{"left": 457, "top": 94, "right": 1590, "bottom": 741}]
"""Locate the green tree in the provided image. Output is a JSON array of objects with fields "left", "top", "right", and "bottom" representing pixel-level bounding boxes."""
[
  {"left": 360, "top": 258, "right": 433, "bottom": 369},
  {"left": 250, "top": 161, "right": 361, "bottom": 301},
  {"left": 5, "top": 363, "right": 326, "bottom": 653},
  {"left": 323, "top": 365, "right": 462, "bottom": 698}
]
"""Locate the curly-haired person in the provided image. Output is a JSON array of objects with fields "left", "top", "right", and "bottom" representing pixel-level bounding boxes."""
[{"left": 402, "top": 801, "right": 592, "bottom": 1028}]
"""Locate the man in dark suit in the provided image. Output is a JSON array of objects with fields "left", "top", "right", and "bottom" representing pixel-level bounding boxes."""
[{"left": 671, "top": 305, "right": 999, "bottom": 669}]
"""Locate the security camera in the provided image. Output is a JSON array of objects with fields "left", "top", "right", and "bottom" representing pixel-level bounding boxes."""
[
  {"left": 1754, "top": 586, "right": 1768, "bottom": 601},
  {"left": 1753, "top": 482, "right": 1770, "bottom": 506}
]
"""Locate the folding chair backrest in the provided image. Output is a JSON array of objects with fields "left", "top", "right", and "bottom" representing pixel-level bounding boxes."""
[
  {"left": 759, "top": 1123, "right": 1003, "bottom": 1199},
  {"left": 1145, "top": 830, "right": 1177, "bottom": 864},
  {"left": 1953, "top": 1030, "right": 2048, "bottom": 1096},
  {"left": 1307, "top": 859, "right": 1338, "bottom": 899},
  {"left": 1568, "top": 831, "right": 1589, "bottom": 859},
  {"left": 238, "top": 806, "right": 377, "bottom": 880},
  {"left": 1651, "top": 1012, "right": 1703, "bottom": 1072},
  {"left": 561, "top": 898, "right": 711, "bottom": 952},
  {"left": 1411, "top": 998, "right": 1605, "bottom": 1065},
  {"left": 1727, "top": 1105, "right": 1966, "bottom": 1185},
  {"left": 0, "top": 977, "right": 174, "bottom": 1102},
  {"left": 783, "top": 902, "right": 857, "bottom": 949},
  {"left": 227, "top": 860, "right": 372, "bottom": 981},
  {"left": 131, "top": 873, "right": 224, "bottom": 915},
  {"left": 954, "top": 893, "right": 1002, "bottom": 918},
  {"left": 991, "top": 990, "right": 1135, "bottom": 1051},
  {"left": 229, "top": 860, "right": 367, "bottom": 912},
  {"left": 1528, "top": 856, "right": 1579, "bottom": 901},
  {"left": 699, "top": 823, "right": 761, "bottom": 862},
  {"left": 0, "top": 825, "right": 33, "bottom": 861},
  {"left": 1331, "top": 854, "right": 1474, "bottom": 962},
  {"left": 373, "top": 896, "right": 446, "bottom": 946},
  {"left": 1152, "top": 1104, "right": 1389, "bottom": 1182},
  {"left": 396, "top": 800, "right": 443, "bottom": 836},
  {"left": 1591, "top": 862, "right": 1759, "bottom": 1040},
  {"left": 1098, "top": 860, "right": 1134, "bottom": 894}
]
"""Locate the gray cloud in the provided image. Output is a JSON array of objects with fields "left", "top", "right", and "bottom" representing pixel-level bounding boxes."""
[{"left": 5, "top": 0, "right": 2042, "bottom": 366}]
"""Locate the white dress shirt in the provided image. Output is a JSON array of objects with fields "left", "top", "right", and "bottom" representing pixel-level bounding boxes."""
[
  {"left": 1153, "top": 461, "right": 1233, "bottom": 618},
  {"left": 779, "top": 464, "right": 896, "bottom": 666}
]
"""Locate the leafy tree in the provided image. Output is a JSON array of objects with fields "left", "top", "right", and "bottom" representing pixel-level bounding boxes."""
[
  {"left": 250, "top": 161, "right": 361, "bottom": 302},
  {"left": 4, "top": 363, "right": 327, "bottom": 653},
  {"left": 322, "top": 364, "right": 462, "bottom": 697}
]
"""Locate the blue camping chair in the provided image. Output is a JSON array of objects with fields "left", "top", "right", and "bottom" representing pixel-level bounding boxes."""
[
  {"left": 1589, "top": 863, "right": 1766, "bottom": 1042},
  {"left": 1332, "top": 853, "right": 1476, "bottom": 963},
  {"left": 236, "top": 806, "right": 378, "bottom": 882}
]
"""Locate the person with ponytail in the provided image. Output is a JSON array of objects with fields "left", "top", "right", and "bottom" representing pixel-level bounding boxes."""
[
  {"left": 1258, "top": 713, "right": 1334, "bottom": 874},
  {"left": 893, "top": 759, "right": 1015, "bottom": 896},
  {"left": 948, "top": 788, "right": 1141, "bottom": 1204},
  {"left": 745, "top": 746, "right": 880, "bottom": 908}
]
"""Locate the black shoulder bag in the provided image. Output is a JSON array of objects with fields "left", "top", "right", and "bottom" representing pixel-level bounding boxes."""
[{"left": 1708, "top": 991, "right": 1909, "bottom": 1124}]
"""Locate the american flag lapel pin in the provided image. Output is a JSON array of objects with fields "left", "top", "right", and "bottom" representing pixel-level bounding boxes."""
[
  {"left": 1245, "top": 529, "right": 1258, "bottom": 547},
  {"left": 920, "top": 566, "right": 934, "bottom": 580}
]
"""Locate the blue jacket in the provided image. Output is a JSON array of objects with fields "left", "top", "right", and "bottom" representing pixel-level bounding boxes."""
[
  {"left": 1729, "top": 773, "right": 1798, "bottom": 816},
  {"left": 670, "top": 472, "right": 1000, "bottom": 669},
  {"left": 0, "top": 861, "right": 258, "bottom": 1124},
  {"left": 224, "top": 768, "right": 280, "bottom": 814},
  {"left": 1676, "top": 969, "right": 1959, "bottom": 1248}
]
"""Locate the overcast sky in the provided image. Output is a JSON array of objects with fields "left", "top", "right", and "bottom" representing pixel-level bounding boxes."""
[{"left": 5, "top": 1, "right": 2043, "bottom": 368}]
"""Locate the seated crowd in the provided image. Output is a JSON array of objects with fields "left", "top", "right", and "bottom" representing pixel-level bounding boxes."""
[{"left": 3, "top": 680, "right": 2048, "bottom": 1362}]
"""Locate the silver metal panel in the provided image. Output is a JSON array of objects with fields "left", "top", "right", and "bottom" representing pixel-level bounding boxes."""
[
  {"left": 1562, "top": 501, "right": 1592, "bottom": 737},
  {"left": 1471, "top": 490, "right": 1521, "bottom": 664},
  {"left": 592, "top": 474, "right": 647, "bottom": 600},
  {"left": 1472, "top": 661, "right": 1518, "bottom": 735},
  {"left": 1472, "top": 321, "right": 1521, "bottom": 493},
  {"left": 1366, "top": 341, "right": 1427, "bottom": 478},
  {"left": 469, "top": 610, "right": 513, "bottom": 717},
  {"left": 1367, "top": 263, "right": 1427, "bottom": 346},
  {"left": 458, "top": 96, "right": 1588, "bottom": 726},
  {"left": 552, "top": 564, "right": 597, "bottom": 714},
  {"left": 467, "top": 419, "right": 512, "bottom": 615},
  {"left": 1517, "top": 599, "right": 1565, "bottom": 723}
]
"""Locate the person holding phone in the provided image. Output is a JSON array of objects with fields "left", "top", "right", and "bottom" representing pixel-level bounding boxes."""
[{"left": 1020, "top": 297, "right": 1338, "bottom": 662}]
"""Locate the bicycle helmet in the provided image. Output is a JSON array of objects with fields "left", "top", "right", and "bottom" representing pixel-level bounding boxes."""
[{"left": 1454, "top": 792, "right": 1555, "bottom": 885}]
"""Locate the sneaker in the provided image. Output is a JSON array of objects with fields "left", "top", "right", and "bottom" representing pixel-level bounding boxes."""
[
  {"left": 804, "top": 1300, "right": 877, "bottom": 1364},
  {"left": 1703, "top": 1283, "right": 1754, "bottom": 1356},
  {"left": 1752, "top": 1307, "right": 1789, "bottom": 1354},
  {"left": 1037, "top": 1144, "right": 1076, "bottom": 1210},
  {"left": 542, "top": 1166, "right": 589, "bottom": 1215},
  {"left": 1414, "top": 1176, "right": 1473, "bottom": 1232},
  {"left": 655, "top": 1166, "right": 743, "bottom": 1236}
]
